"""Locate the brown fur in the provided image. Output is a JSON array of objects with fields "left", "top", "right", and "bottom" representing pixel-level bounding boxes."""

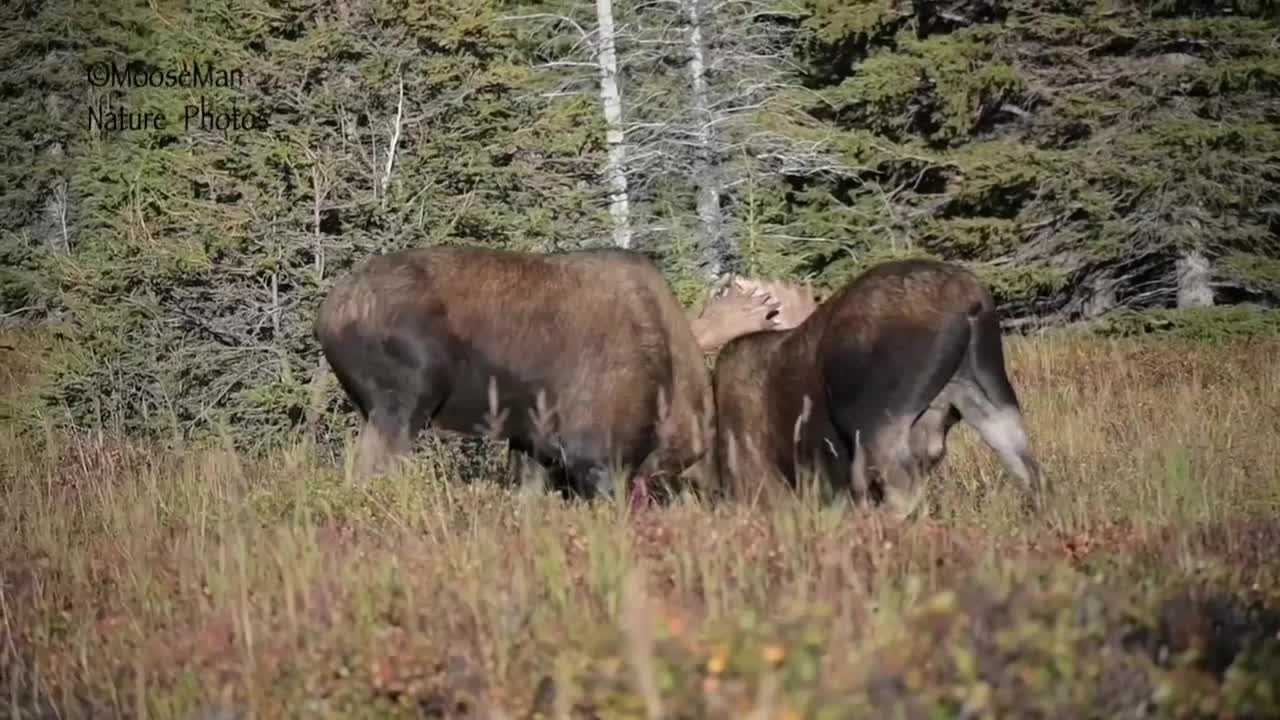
[
  {"left": 713, "top": 258, "right": 1046, "bottom": 518},
  {"left": 316, "top": 245, "right": 728, "bottom": 498}
]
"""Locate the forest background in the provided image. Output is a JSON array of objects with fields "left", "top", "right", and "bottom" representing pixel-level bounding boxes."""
[{"left": 2, "top": 0, "right": 1278, "bottom": 450}]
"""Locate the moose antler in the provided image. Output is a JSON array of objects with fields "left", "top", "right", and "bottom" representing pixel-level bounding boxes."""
[
  {"left": 731, "top": 277, "right": 820, "bottom": 331},
  {"left": 688, "top": 275, "right": 822, "bottom": 354},
  {"left": 689, "top": 279, "right": 780, "bottom": 354}
]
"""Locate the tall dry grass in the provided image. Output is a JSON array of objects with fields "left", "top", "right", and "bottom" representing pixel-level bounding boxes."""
[{"left": 2, "top": 332, "right": 1279, "bottom": 718}]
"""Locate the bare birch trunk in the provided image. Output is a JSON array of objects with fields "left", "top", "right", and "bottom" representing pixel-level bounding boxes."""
[
  {"left": 595, "top": 0, "right": 633, "bottom": 249},
  {"left": 1176, "top": 250, "right": 1214, "bottom": 308},
  {"left": 684, "top": 0, "right": 726, "bottom": 277}
]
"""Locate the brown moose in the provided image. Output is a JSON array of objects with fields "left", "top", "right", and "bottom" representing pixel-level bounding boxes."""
[{"left": 713, "top": 258, "right": 1046, "bottom": 519}]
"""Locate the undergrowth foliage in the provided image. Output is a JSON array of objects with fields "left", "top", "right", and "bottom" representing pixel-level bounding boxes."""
[{"left": 3, "top": 335, "right": 1279, "bottom": 719}]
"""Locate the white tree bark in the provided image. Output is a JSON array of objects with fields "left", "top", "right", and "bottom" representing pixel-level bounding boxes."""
[
  {"left": 379, "top": 68, "right": 405, "bottom": 210},
  {"left": 684, "top": 0, "right": 726, "bottom": 277},
  {"left": 594, "top": 0, "right": 633, "bottom": 249},
  {"left": 1176, "top": 250, "right": 1214, "bottom": 308},
  {"left": 504, "top": 1, "right": 815, "bottom": 255}
]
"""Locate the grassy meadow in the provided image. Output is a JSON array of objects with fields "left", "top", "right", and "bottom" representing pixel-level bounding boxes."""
[{"left": 3, "top": 328, "right": 1280, "bottom": 719}]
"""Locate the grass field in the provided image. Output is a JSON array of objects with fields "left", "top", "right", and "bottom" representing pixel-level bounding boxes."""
[{"left": 3, "top": 330, "right": 1280, "bottom": 719}]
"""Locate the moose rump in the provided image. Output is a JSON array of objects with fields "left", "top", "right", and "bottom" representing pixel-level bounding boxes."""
[
  {"left": 714, "top": 258, "right": 1045, "bottom": 518},
  {"left": 314, "top": 245, "right": 713, "bottom": 497}
]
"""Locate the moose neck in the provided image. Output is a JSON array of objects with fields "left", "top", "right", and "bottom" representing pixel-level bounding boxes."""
[{"left": 776, "top": 288, "right": 840, "bottom": 370}]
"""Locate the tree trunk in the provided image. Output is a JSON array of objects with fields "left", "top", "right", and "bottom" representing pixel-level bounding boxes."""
[
  {"left": 1176, "top": 250, "right": 1214, "bottom": 308},
  {"left": 685, "top": 0, "right": 727, "bottom": 278},
  {"left": 595, "top": 0, "right": 633, "bottom": 249}
]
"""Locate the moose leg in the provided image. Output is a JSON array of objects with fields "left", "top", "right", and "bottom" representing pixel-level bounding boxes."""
[
  {"left": 840, "top": 413, "right": 923, "bottom": 518},
  {"left": 907, "top": 394, "right": 966, "bottom": 517},
  {"left": 827, "top": 315, "right": 971, "bottom": 517},
  {"left": 909, "top": 390, "right": 963, "bottom": 476},
  {"left": 950, "top": 379, "right": 1044, "bottom": 510},
  {"left": 715, "top": 429, "right": 786, "bottom": 506},
  {"left": 848, "top": 430, "right": 870, "bottom": 509},
  {"left": 956, "top": 307, "right": 1047, "bottom": 509},
  {"left": 867, "top": 418, "right": 930, "bottom": 521}
]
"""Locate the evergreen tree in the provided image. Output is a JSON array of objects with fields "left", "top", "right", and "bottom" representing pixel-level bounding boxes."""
[{"left": 13, "top": 0, "right": 609, "bottom": 447}]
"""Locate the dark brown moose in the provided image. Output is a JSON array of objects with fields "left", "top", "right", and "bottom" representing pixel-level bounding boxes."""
[
  {"left": 713, "top": 258, "right": 1046, "bottom": 519},
  {"left": 315, "top": 244, "right": 793, "bottom": 500}
]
